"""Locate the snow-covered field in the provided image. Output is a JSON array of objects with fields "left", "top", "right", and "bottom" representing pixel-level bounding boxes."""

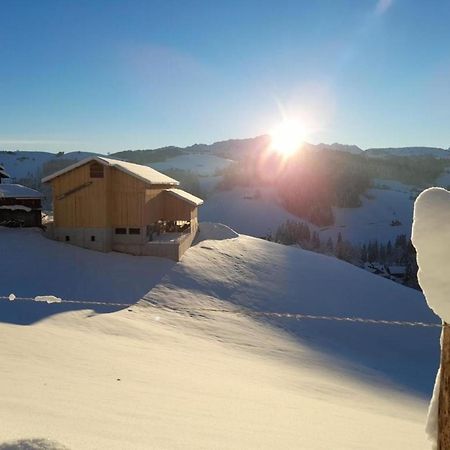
[
  {"left": 0, "top": 151, "right": 94, "bottom": 181},
  {"left": 200, "top": 183, "right": 415, "bottom": 244},
  {"left": 320, "top": 185, "right": 415, "bottom": 244},
  {"left": 201, "top": 187, "right": 300, "bottom": 237},
  {"left": 0, "top": 225, "right": 440, "bottom": 449},
  {"left": 152, "top": 154, "right": 232, "bottom": 176}
]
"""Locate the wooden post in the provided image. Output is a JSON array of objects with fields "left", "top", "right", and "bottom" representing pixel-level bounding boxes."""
[{"left": 439, "top": 323, "right": 450, "bottom": 450}]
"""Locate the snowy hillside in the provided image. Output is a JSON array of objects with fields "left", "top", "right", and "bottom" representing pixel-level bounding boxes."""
[
  {"left": 0, "top": 225, "right": 440, "bottom": 449},
  {"left": 0, "top": 150, "right": 95, "bottom": 182},
  {"left": 200, "top": 182, "right": 416, "bottom": 244}
]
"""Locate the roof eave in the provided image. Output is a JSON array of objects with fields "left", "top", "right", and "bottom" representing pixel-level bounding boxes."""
[{"left": 41, "top": 156, "right": 101, "bottom": 183}]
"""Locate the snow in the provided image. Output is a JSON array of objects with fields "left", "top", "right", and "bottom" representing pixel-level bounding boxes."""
[
  {"left": 319, "top": 186, "right": 414, "bottom": 244},
  {"left": 41, "top": 156, "right": 179, "bottom": 186},
  {"left": 0, "top": 151, "right": 94, "bottom": 181},
  {"left": 0, "top": 204, "right": 32, "bottom": 212},
  {"left": 34, "top": 295, "right": 62, "bottom": 304},
  {"left": 201, "top": 187, "right": 300, "bottom": 237},
  {"left": 200, "top": 184, "right": 416, "bottom": 244},
  {"left": 196, "top": 222, "right": 239, "bottom": 241},
  {"left": 152, "top": 154, "right": 233, "bottom": 176},
  {"left": 412, "top": 188, "right": 450, "bottom": 323},
  {"left": 164, "top": 188, "right": 203, "bottom": 206},
  {"left": 0, "top": 183, "right": 42, "bottom": 199},
  {"left": 0, "top": 226, "right": 440, "bottom": 448},
  {"left": 412, "top": 187, "right": 450, "bottom": 449}
]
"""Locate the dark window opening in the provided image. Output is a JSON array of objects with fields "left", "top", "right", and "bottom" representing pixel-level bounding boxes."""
[
  {"left": 90, "top": 162, "right": 104, "bottom": 178},
  {"left": 91, "top": 236, "right": 95, "bottom": 242},
  {"left": 115, "top": 228, "right": 127, "bottom": 235},
  {"left": 65, "top": 236, "right": 70, "bottom": 242},
  {"left": 129, "top": 228, "right": 141, "bottom": 235}
]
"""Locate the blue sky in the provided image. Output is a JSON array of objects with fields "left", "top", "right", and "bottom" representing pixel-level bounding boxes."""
[{"left": 1, "top": 0, "right": 449, "bottom": 153}]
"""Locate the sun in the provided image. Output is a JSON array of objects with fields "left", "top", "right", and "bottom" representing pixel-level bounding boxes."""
[{"left": 269, "top": 119, "right": 307, "bottom": 156}]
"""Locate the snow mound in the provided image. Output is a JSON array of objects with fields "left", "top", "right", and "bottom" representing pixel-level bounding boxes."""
[
  {"left": 34, "top": 295, "right": 62, "bottom": 304},
  {"left": 195, "top": 222, "right": 239, "bottom": 242},
  {"left": 412, "top": 187, "right": 450, "bottom": 449},
  {"left": 412, "top": 187, "right": 450, "bottom": 323}
]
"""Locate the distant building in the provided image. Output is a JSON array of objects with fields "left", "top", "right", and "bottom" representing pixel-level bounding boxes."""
[
  {"left": 42, "top": 156, "right": 203, "bottom": 261},
  {"left": 0, "top": 180, "right": 43, "bottom": 227},
  {"left": 0, "top": 163, "right": 10, "bottom": 183},
  {"left": 385, "top": 265, "right": 407, "bottom": 281}
]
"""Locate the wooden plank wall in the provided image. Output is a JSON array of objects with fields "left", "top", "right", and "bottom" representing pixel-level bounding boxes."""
[
  {"left": 162, "top": 192, "right": 195, "bottom": 221},
  {"left": 110, "top": 169, "right": 149, "bottom": 227},
  {"left": 52, "top": 163, "right": 109, "bottom": 228}
]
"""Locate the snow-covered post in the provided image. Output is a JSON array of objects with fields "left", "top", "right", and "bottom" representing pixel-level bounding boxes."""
[{"left": 412, "top": 188, "right": 450, "bottom": 450}]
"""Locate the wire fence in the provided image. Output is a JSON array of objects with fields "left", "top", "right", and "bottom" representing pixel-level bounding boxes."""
[{"left": 0, "top": 294, "right": 441, "bottom": 328}]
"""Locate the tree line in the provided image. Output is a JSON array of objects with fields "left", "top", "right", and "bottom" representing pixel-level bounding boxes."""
[{"left": 271, "top": 219, "right": 419, "bottom": 289}]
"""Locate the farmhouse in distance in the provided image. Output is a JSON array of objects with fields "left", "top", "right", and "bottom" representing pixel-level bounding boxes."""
[
  {"left": 42, "top": 156, "right": 203, "bottom": 260},
  {"left": 0, "top": 163, "right": 43, "bottom": 228}
]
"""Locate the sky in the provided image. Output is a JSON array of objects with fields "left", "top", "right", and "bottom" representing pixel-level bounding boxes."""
[{"left": 1, "top": 0, "right": 450, "bottom": 153}]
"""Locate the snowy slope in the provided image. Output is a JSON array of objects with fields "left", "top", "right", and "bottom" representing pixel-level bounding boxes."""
[
  {"left": 0, "top": 226, "right": 440, "bottom": 449},
  {"left": 0, "top": 151, "right": 95, "bottom": 181},
  {"left": 151, "top": 153, "right": 232, "bottom": 176},
  {"left": 200, "top": 184, "right": 416, "bottom": 243},
  {"left": 200, "top": 187, "right": 300, "bottom": 237},
  {"left": 318, "top": 185, "right": 415, "bottom": 244}
]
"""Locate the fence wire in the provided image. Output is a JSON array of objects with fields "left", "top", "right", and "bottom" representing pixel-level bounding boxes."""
[{"left": 0, "top": 295, "right": 441, "bottom": 328}]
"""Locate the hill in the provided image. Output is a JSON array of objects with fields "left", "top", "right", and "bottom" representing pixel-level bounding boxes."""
[
  {"left": 366, "top": 147, "right": 450, "bottom": 159},
  {"left": 0, "top": 224, "right": 439, "bottom": 449}
]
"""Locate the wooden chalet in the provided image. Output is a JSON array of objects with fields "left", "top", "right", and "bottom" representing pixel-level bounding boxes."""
[{"left": 42, "top": 156, "right": 203, "bottom": 260}]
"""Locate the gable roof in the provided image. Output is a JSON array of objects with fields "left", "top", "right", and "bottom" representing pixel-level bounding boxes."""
[
  {"left": 164, "top": 188, "right": 203, "bottom": 206},
  {"left": 0, "top": 184, "right": 43, "bottom": 199},
  {"left": 41, "top": 156, "right": 179, "bottom": 186}
]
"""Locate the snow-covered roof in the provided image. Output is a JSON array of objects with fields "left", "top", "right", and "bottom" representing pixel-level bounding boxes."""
[
  {"left": 165, "top": 188, "right": 203, "bottom": 206},
  {"left": 387, "top": 265, "right": 407, "bottom": 275},
  {"left": 0, "top": 184, "right": 42, "bottom": 199},
  {"left": 0, "top": 164, "right": 10, "bottom": 178},
  {"left": 41, "top": 156, "right": 179, "bottom": 186}
]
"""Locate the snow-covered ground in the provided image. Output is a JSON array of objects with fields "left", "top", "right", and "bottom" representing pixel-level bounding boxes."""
[
  {"left": 200, "top": 183, "right": 415, "bottom": 244},
  {"left": 319, "top": 186, "right": 415, "bottom": 244},
  {"left": 0, "top": 225, "right": 440, "bottom": 449},
  {"left": 201, "top": 187, "right": 300, "bottom": 237},
  {"left": 0, "top": 151, "right": 95, "bottom": 181},
  {"left": 152, "top": 153, "right": 232, "bottom": 176}
]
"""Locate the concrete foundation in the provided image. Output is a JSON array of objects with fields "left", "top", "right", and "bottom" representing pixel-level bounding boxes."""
[{"left": 45, "top": 223, "right": 197, "bottom": 261}]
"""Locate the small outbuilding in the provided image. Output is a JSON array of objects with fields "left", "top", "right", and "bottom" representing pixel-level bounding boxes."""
[
  {"left": 42, "top": 156, "right": 203, "bottom": 261},
  {"left": 0, "top": 183, "right": 43, "bottom": 227}
]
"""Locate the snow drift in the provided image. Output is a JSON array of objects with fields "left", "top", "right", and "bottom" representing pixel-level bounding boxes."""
[{"left": 0, "top": 225, "right": 440, "bottom": 449}]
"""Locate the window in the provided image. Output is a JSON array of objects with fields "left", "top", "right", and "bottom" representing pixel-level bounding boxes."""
[
  {"left": 91, "top": 236, "right": 96, "bottom": 242},
  {"left": 115, "top": 228, "right": 127, "bottom": 235},
  {"left": 65, "top": 236, "right": 70, "bottom": 242},
  {"left": 90, "top": 162, "right": 104, "bottom": 178},
  {"left": 129, "top": 228, "right": 141, "bottom": 235}
]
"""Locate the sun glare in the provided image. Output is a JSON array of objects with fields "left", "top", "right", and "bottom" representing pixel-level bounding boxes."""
[{"left": 270, "top": 119, "right": 307, "bottom": 156}]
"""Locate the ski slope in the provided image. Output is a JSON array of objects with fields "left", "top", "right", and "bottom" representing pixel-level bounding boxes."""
[
  {"left": 0, "top": 225, "right": 439, "bottom": 449},
  {"left": 200, "top": 184, "right": 415, "bottom": 244}
]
